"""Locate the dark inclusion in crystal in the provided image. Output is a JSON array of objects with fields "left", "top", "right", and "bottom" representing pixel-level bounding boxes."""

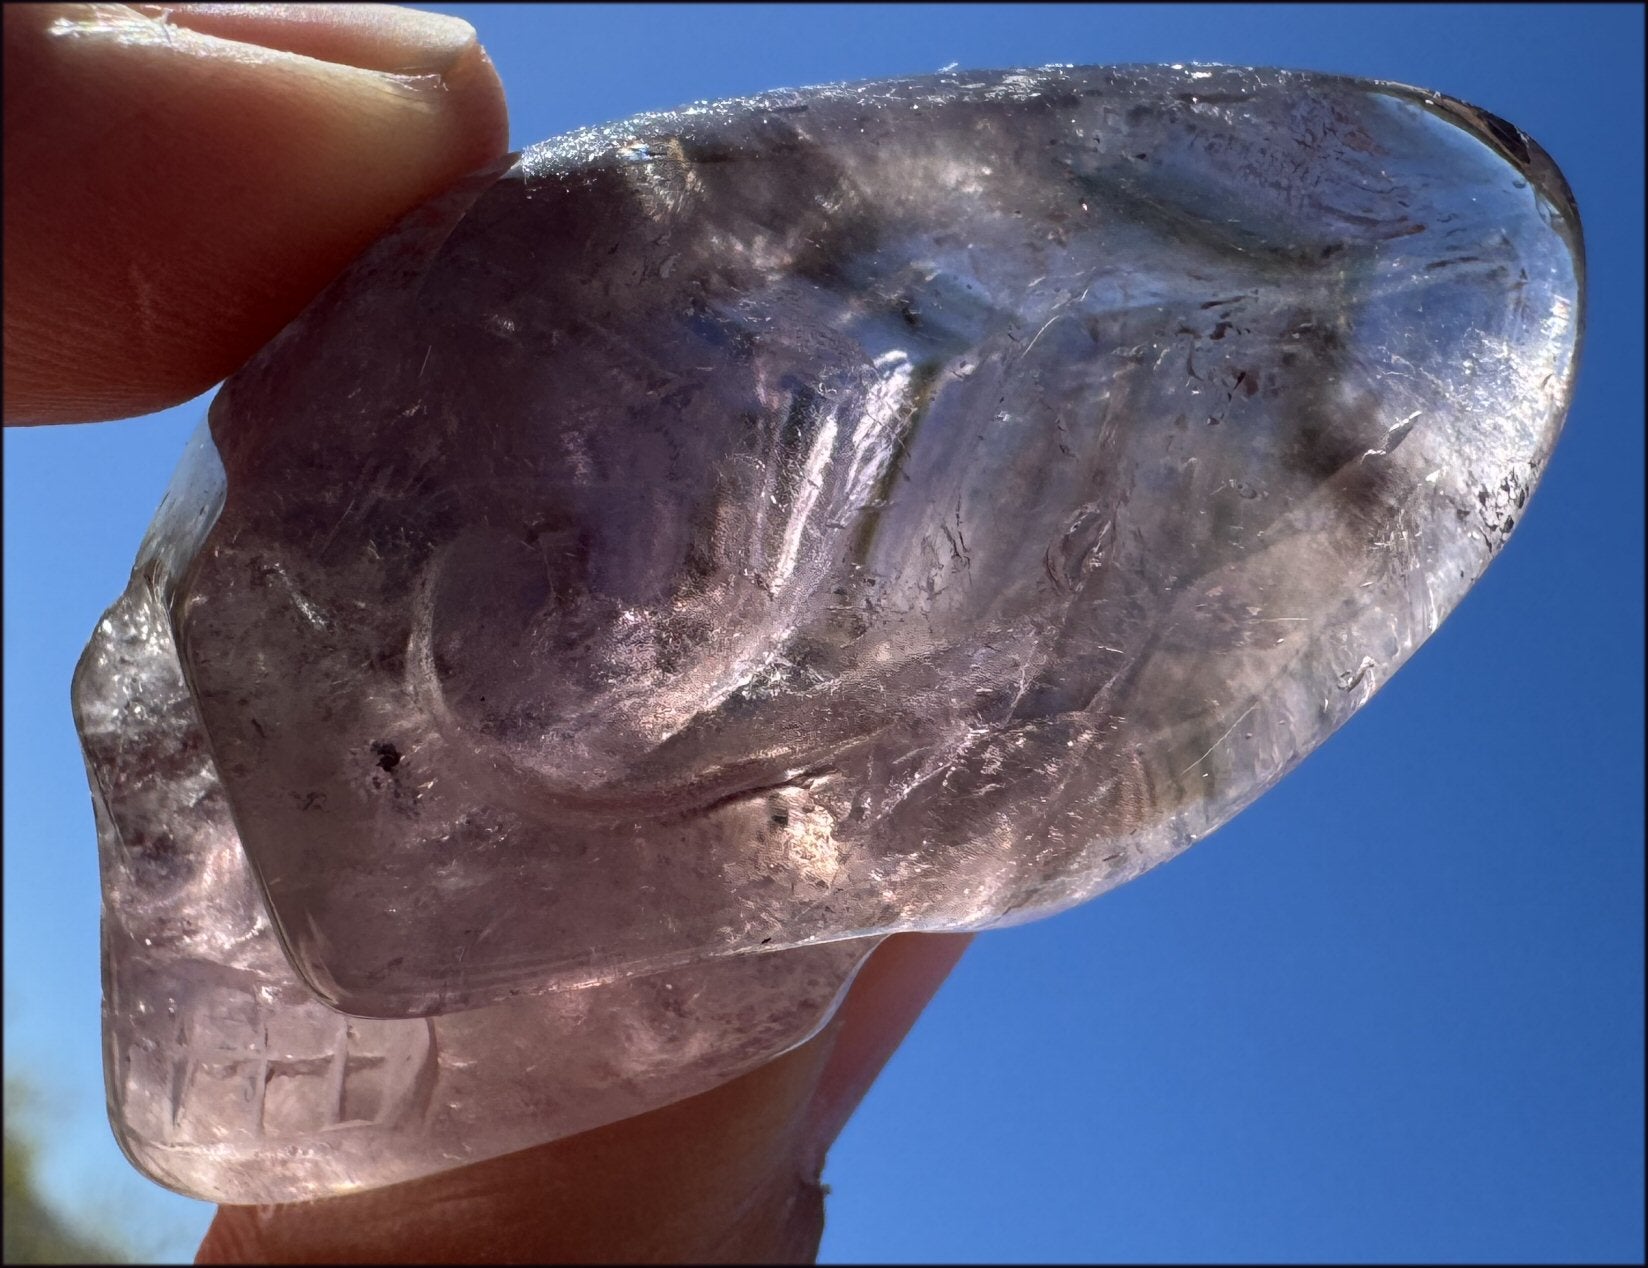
[{"left": 85, "top": 63, "right": 1579, "bottom": 1065}]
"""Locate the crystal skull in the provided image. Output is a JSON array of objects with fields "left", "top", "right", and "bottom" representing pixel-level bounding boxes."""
[{"left": 75, "top": 63, "right": 1582, "bottom": 1202}]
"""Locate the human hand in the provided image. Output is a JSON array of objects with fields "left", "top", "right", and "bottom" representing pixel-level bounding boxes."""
[{"left": 3, "top": 4, "right": 971, "bottom": 1260}]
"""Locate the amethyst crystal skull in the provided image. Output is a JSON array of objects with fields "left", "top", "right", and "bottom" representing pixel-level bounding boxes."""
[{"left": 75, "top": 63, "right": 1582, "bottom": 1202}]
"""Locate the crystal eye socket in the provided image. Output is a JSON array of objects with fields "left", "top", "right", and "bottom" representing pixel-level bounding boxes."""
[{"left": 80, "top": 64, "right": 1581, "bottom": 1200}]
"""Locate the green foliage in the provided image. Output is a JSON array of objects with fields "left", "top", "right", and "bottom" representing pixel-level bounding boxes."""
[{"left": 3, "top": 1079, "right": 130, "bottom": 1265}]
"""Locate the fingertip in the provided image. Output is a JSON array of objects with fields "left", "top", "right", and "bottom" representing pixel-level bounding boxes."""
[{"left": 805, "top": 932, "right": 974, "bottom": 1158}]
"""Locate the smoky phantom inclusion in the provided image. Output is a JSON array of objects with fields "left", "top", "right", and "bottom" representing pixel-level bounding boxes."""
[{"left": 75, "top": 64, "right": 1582, "bottom": 1201}]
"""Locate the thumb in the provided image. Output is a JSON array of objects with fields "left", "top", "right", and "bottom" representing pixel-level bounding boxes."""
[{"left": 2, "top": 2, "right": 509, "bottom": 425}]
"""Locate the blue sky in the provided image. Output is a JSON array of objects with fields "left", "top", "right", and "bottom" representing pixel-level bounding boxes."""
[{"left": 3, "top": 4, "right": 1642, "bottom": 1262}]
